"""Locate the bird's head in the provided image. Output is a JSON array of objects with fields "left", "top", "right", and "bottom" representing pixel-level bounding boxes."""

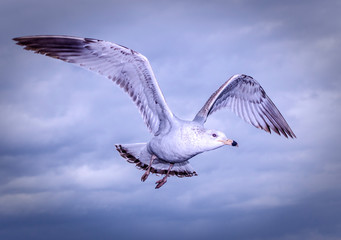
[{"left": 200, "top": 129, "right": 238, "bottom": 151}]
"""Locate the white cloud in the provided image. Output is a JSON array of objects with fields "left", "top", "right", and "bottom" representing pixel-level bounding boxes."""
[{"left": 0, "top": 161, "right": 141, "bottom": 215}]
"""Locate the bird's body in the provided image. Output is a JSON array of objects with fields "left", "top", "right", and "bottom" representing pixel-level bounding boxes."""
[
  {"left": 148, "top": 118, "right": 221, "bottom": 163},
  {"left": 14, "top": 35, "right": 296, "bottom": 188},
  {"left": 149, "top": 119, "right": 200, "bottom": 163}
]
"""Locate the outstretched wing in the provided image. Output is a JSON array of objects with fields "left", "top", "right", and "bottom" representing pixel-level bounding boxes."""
[
  {"left": 193, "top": 74, "right": 296, "bottom": 138},
  {"left": 13, "top": 35, "right": 174, "bottom": 135}
]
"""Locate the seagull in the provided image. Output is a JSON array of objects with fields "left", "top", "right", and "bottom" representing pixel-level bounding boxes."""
[{"left": 13, "top": 35, "right": 296, "bottom": 189}]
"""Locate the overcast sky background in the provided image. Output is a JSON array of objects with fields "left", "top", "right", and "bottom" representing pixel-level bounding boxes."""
[{"left": 1, "top": 0, "right": 341, "bottom": 239}]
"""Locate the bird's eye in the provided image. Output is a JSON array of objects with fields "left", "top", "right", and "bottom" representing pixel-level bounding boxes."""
[{"left": 212, "top": 133, "right": 217, "bottom": 138}]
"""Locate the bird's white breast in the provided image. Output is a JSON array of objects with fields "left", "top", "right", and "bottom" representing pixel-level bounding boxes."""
[{"left": 147, "top": 121, "right": 205, "bottom": 163}]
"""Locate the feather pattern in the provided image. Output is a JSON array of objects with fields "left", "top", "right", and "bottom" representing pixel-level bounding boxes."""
[
  {"left": 13, "top": 35, "right": 174, "bottom": 135},
  {"left": 193, "top": 74, "right": 296, "bottom": 138}
]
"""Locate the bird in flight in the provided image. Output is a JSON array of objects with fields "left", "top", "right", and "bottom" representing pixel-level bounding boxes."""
[{"left": 14, "top": 35, "right": 296, "bottom": 189}]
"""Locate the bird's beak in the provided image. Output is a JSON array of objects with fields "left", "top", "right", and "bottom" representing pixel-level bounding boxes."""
[{"left": 219, "top": 139, "right": 238, "bottom": 147}]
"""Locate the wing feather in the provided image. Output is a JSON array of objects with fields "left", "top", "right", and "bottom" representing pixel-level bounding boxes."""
[
  {"left": 193, "top": 74, "right": 296, "bottom": 138},
  {"left": 13, "top": 35, "right": 174, "bottom": 134}
]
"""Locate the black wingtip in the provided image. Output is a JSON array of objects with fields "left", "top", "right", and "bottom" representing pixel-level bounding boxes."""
[
  {"left": 13, "top": 36, "right": 32, "bottom": 42},
  {"left": 288, "top": 130, "right": 297, "bottom": 139},
  {"left": 13, "top": 37, "right": 23, "bottom": 45}
]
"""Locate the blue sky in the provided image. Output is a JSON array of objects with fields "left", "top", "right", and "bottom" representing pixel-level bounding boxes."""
[{"left": 1, "top": 0, "right": 341, "bottom": 239}]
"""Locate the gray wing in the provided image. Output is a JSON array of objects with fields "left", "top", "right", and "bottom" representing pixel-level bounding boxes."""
[
  {"left": 13, "top": 35, "right": 174, "bottom": 135},
  {"left": 193, "top": 74, "right": 296, "bottom": 138}
]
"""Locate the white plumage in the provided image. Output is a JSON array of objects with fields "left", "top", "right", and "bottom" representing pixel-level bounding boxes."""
[{"left": 14, "top": 35, "right": 296, "bottom": 188}]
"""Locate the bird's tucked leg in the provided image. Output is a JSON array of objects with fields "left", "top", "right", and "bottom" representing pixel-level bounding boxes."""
[
  {"left": 155, "top": 163, "right": 174, "bottom": 189},
  {"left": 141, "top": 155, "right": 157, "bottom": 182}
]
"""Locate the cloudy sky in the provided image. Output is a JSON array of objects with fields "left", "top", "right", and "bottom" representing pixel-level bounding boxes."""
[{"left": 1, "top": 0, "right": 341, "bottom": 239}]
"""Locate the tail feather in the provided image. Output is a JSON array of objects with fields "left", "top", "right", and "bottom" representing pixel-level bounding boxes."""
[{"left": 115, "top": 143, "right": 197, "bottom": 178}]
